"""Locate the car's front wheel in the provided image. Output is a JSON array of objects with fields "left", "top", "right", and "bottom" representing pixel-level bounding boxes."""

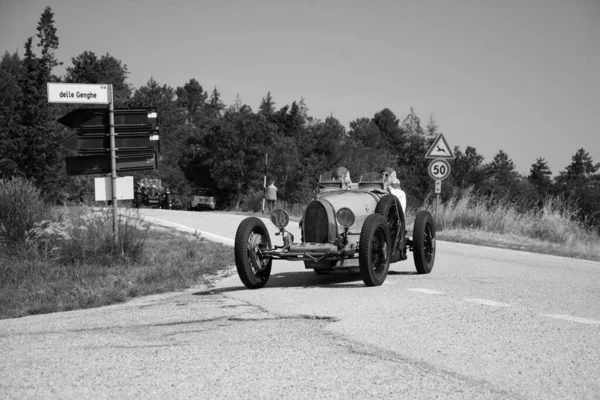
[
  {"left": 234, "top": 217, "right": 272, "bottom": 289},
  {"left": 413, "top": 210, "right": 436, "bottom": 274},
  {"left": 359, "top": 214, "right": 391, "bottom": 286}
]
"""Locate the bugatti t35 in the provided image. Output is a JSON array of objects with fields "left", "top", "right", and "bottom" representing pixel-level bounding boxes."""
[{"left": 234, "top": 171, "right": 436, "bottom": 289}]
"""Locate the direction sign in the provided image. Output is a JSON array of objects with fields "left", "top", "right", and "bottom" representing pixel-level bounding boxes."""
[
  {"left": 65, "top": 152, "right": 157, "bottom": 175},
  {"left": 58, "top": 108, "right": 160, "bottom": 168},
  {"left": 61, "top": 132, "right": 158, "bottom": 155},
  {"left": 58, "top": 108, "right": 158, "bottom": 130},
  {"left": 48, "top": 83, "right": 110, "bottom": 104},
  {"left": 425, "top": 133, "right": 455, "bottom": 159},
  {"left": 428, "top": 159, "right": 451, "bottom": 181}
]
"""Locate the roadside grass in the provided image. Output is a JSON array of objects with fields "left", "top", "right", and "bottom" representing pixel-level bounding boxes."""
[
  {"left": 415, "top": 188, "right": 600, "bottom": 261},
  {"left": 0, "top": 204, "right": 234, "bottom": 320}
]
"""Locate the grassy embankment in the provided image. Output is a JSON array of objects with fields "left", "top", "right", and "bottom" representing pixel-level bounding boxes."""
[
  {"left": 1, "top": 179, "right": 598, "bottom": 320},
  {"left": 0, "top": 179, "right": 234, "bottom": 319}
]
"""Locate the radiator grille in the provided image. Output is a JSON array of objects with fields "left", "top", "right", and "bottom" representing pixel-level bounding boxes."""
[{"left": 304, "top": 201, "right": 329, "bottom": 243}]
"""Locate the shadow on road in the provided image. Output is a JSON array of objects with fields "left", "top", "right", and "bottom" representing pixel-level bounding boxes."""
[{"left": 193, "top": 268, "right": 418, "bottom": 296}]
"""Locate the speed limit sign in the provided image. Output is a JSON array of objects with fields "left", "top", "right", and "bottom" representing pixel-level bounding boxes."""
[{"left": 428, "top": 159, "right": 451, "bottom": 181}]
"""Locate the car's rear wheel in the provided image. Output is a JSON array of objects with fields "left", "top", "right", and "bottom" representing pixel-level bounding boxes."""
[
  {"left": 413, "top": 210, "right": 436, "bottom": 274},
  {"left": 234, "top": 217, "right": 272, "bottom": 289},
  {"left": 375, "top": 194, "right": 406, "bottom": 262},
  {"left": 359, "top": 214, "right": 391, "bottom": 286}
]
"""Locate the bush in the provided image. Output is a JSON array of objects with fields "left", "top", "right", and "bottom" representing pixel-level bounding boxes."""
[
  {"left": 0, "top": 177, "right": 51, "bottom": 244},
  {"left": 27, "top": 206, "right": 149, "bottom": 265},
  {"left": 423, "top": 187, "right": 596, "bottom": 244}
]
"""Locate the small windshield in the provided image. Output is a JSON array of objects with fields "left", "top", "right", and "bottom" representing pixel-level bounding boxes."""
[
  {"left": 318, "top": 171, "right": 342, "bottom": 183},
  {"left": 359, "top": 172, "right": 385, "bottom": 183},
  {"left": 193, "top": 188, "right": 214, "bottom": 196}
]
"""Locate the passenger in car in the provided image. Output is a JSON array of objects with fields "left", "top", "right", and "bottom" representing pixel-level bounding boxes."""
[
  {"left": 336, "top": 166, "right": 352, "bottom": 189},
  {"left": 382, "top": 167, "right": 407, "bottom": 215}
]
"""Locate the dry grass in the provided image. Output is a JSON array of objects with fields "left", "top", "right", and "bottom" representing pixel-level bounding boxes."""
[
  {"left": 0, "top": 207, "right": 234, "bottom": 320},
  {"left": 414, "top": 188, "right": 600, "bottom": 261}
]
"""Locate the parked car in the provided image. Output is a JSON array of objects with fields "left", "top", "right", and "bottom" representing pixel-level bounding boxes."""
[
  {"left": 190, "top": 188, "right": 217, "bottom": 211},
  {"left": 133, "top": 178, "right": 171, "bottom": 209},
  {"left": 234, "top": 171, "right": 436, "bottom": 288}
]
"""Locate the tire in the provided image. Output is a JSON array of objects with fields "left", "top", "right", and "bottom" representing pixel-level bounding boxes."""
[
  {"left": 413, "top": 210, "right": 436, "bottom": 274},
  {"left": 375, "top": 194, "right": 406, "bottom": 262},
  {"left": 359, "top": 214, "right": 391, "bottom": 286},
  {"left": 234, "top": 217, "right": 272, "bottom": 289}
]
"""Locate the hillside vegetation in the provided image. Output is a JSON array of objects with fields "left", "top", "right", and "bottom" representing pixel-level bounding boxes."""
[{"left": 1, "top": 7, "right": 599, "bottom": 236}]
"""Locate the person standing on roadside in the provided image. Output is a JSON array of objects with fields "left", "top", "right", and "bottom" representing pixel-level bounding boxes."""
[{"left": 266, "top": 181, "right": 277, "bottom": 212}]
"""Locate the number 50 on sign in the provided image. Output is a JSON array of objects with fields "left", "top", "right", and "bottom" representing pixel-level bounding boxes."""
[{"left": 428, "top": 159, "right": 451, "bottom": 181}]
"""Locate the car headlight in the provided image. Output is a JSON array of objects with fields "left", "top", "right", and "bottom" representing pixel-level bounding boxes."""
[
  {"left": 270, "top": 209, "right": 289, "bottom": 228},
  {"left": 336, "top": 207, "right": 355, "bottom": 228}
]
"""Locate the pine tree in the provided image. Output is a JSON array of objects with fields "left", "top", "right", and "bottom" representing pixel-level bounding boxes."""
[
  {"left": 258, "top": 91, "right": 275, "bottom": 117},
  {"left": 528, "top": 157, "right": 553, "bottom": 197},
  {"left": 206, "top": 86, "right": 224, "bottom": 118}
]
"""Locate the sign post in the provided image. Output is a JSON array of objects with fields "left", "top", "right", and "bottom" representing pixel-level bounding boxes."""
[
  {"left": 425, "top": 134, "right": 454, "bottom": 230},
  {"left": 108, "top": 85, "right": 118, "bottom": 244},
  {"left": 51, "top": 83, "right": 161, "bottom": 244}
]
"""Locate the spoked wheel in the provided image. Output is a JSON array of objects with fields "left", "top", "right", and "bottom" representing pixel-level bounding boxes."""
[
  {"left": 413, "top": 210, "right": 436, "bottom": 274},
  {"left": 234, "top": 217, "right": 272, "bottom": 289},
  {"left": 375, "top": 194, "right": 406, "bottom": 263},
  {"left": 359, "top": 214, "right": 391, "bottom": 286}
]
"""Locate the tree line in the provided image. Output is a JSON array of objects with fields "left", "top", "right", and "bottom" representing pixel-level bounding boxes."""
[{"left": 1, "top": 7, "right": 599, "bottom": 231}]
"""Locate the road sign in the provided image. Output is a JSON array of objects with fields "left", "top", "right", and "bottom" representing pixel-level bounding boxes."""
[
  {"left": 425, "top": 133, "right": 455, "bottom": 159},
  {"left": 48, "top": 83, "right": 110, "bottom": 104},
  {"left": 58, "top": 108, "right": 158, "bottom": 154},
  {"left": 61, "top": 132, "right": 159, "bottom": 155},
  {"left": 428, "top": 159, "right": 451, "bottom": 181},
  {"left": 95, "top": 176, "right": 134, "bottom": 201},
  {"left": 58, "top": 108, "right": 158, "bottom": 130},
  {"left": 65, "top": 152, "right": 157, "bottom": 175},
  {"left": 435, "top": 180, "right": 442, "bottom": 194}
]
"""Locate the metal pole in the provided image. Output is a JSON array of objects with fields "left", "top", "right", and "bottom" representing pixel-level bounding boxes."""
[
  {"left": 436, "top": 193, "right": 440, "bottom": 231},
  {"left": 108, "top": 84, "right": 118, "bottom": 244},
  {"left": 262, "top": 153, "right": 268, "bottom": 214}
]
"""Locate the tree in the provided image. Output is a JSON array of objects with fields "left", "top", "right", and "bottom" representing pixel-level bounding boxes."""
[
  {"left": 348, "top": 117, "right": 384, "bottom": 149},
  {"left": 258, "top": 91, "right": 275, "bottom": 118},
  {"left": 175, "top": 78, "right": 207, "bottom": 124},
  {"left": 0, "top": 51, "right": 23, "bottom": 128},
  {"left": 555, "top": 148, "right": 600, "bottom": 229},
  {"left": 6, "top": 7, "right": 65, "bottom": 197},
  {"left": 205, "top": 86, "right": 225, "bottom": 118},
  {"left": 65, "top": 51, "right": 132, "bottom": 106},
  {"left": 528, "top": 157, "right": 553, "bottom": 198},
  {"left": 200, "top": 110, "right": 273, "bottom": 207},
  {"left": 484, "top": 150, "right": 520, "bottom": 197},
  {"left": 401, "top": 106, "right": 425, "bottom": 136},
  {"left": 451, "top": 146, "right": 486, "bottom": 189}
]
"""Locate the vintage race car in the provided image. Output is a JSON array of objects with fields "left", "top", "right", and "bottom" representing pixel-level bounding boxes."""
[
  {"left": 234, "top": 171, "right": 436, "bottom": 288},
  {"left": 133, "top": 178, "right": 171, "bottom": 209}
]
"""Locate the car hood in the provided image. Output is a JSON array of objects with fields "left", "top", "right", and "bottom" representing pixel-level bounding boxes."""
[{"left": 317, "top": 189, "right": 382, "bottom": 235}]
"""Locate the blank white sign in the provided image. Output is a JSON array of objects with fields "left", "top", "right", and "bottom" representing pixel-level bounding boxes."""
[{"left": 95, "top": 176, "right": 134, "bottom": 201}]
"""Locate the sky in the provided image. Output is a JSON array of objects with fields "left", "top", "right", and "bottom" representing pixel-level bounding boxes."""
[{"left": 1, "top": 0, "right": 599, "bottom": 176}]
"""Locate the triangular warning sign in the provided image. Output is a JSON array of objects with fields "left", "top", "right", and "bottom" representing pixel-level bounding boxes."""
[{"left": 425, "top": 133, "right": 455, "bottom": 159}]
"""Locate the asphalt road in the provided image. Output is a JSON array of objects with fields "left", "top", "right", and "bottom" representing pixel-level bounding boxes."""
[{"left": 1, "top": 209, "right": 599, "bottom": 399}]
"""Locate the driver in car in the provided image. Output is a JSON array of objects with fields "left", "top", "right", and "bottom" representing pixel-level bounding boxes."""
[{"left": 382, "top": 167, "right": 406, "bottom": 215}]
